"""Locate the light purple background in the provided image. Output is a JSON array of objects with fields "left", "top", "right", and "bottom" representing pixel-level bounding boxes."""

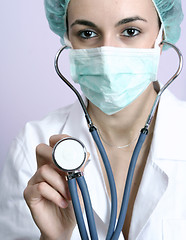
[{"left": 0, "top": 1, "right": 186, "bottom": 169}]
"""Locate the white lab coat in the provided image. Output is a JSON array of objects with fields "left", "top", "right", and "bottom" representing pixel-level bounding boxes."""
[{"left": 1, "top": 90, "right": 186, "bottom": 240}]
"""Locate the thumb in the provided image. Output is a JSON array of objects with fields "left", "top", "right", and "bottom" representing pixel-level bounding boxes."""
[{"left": 49, "top": 134, "right": 70, "bottom": 148}]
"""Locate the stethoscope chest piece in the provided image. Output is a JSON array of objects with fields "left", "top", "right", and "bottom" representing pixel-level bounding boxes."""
[{"left": 52, "top": 137, "right": 87, "bottom": 172}]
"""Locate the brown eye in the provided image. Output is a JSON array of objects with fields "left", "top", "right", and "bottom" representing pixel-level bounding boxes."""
[
  {"left": 79, "top": 30, "right": 97, "bottom": 39},
  {"left": 122, "top": 28, "right": 140, "bottom": 37}
]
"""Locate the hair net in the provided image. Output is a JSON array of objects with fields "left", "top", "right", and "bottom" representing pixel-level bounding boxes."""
[
  {"left": 44, "top": 0, "right": 70, "bottom": 45},
  {"left": 152, "top": 0, "right": 184, "bottom": 47},
  {"left": 44, "top": 0, "right": 184, "bottom": 48}
]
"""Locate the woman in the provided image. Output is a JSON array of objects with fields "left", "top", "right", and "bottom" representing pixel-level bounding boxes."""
[{"left": 0, "top": 0, "right": 185, "bottom": 239}]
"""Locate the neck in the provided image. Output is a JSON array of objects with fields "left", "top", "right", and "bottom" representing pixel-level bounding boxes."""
[{"left": 87, "top": 83, "right": 158, "bottom": 148}]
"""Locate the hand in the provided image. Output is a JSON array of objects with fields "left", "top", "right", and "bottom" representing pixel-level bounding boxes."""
[{"left": 24, "top": 134, "right": 88, "bottom": 240}]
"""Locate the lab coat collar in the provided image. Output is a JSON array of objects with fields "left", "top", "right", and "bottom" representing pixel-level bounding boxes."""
[{"left": 129, "top": 90, "right": 186, "bottom": 239}]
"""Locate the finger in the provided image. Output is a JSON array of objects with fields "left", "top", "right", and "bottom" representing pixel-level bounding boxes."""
[
  {"left": 49, "top": 134, "right": 70, "bottom": 148},
  {"left": 80, "top": 152, "right": 90, "bottom": 171},
  {"left": 24, "top": 182, "right": 69, "bottom": 209},
  {"left": 28, "top": 164, "right": 71, "bottom": 200},
  {"left": 36, "top": 143, "right": 53, "bottom": 168}
]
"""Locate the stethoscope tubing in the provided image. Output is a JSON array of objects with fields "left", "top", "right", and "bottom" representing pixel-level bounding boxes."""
[
  {"left": 68, "top": 178, "right": 89, "bottom": 239},
  {"left": 76, "top": 176, "right": 98, "bottom": 240},
  {"left": 145, "top": 41, "right": 183, "bottom": 128},
  {"left": 67, "top": 127, "right": 117, "bottom": 240},
  {"left": 111, "top": 129, "right": 148, "bottom": 239},
  {"left": 54, "top": 46, "right": 92, "bottom": 126},
  {"left": 68, "top": 175, "right": 99, "bottom": 239},
  {"left": 90, "top": 127, "right": 117, "bottom": 240}
]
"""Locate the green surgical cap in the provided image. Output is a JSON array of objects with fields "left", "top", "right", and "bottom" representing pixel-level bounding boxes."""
[
  {"left": 44, "top": 0, "right": 70, "bottom": 45},
  {"left": 152, "top": 0, "right": 184, "bottom": 46},
  {"left": 44, "top": 0, "right": 184, "bottom": 47}
]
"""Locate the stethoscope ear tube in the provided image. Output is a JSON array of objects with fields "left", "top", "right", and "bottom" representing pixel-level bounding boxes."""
[
  {"left": 54, "top": 42, "right": 183, "bottom": 239},
  {"left": 54, "top": 46, "right": 93, "bottom": 127},
  {"left": 145, "top": 41, "right": 183, "bottom": 128}
]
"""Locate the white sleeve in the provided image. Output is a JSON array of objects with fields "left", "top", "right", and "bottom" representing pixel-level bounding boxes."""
[{"left": 0, "top": 137, "right": 40, "bottom": 240}]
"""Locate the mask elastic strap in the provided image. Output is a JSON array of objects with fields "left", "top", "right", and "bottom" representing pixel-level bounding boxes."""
[
  {"left": 63, "top": 33, "right": 73, "bottom": 48},
  {"left": 154, "top": 25, "right": 164, "bottom": 48}
]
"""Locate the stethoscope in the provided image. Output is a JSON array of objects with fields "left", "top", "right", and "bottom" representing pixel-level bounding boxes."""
[{"left": 52, "top": 41, "right": 183, "bottom": 240}]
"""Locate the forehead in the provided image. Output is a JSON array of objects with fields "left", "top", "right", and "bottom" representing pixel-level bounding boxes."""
[{"left": 68, "top": 0, "right": 158, "bottom": 24}]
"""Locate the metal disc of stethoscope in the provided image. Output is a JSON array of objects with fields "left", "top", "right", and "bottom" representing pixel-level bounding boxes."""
[{"left": 52, "top": 137, "right": 87, "bottom": 172}]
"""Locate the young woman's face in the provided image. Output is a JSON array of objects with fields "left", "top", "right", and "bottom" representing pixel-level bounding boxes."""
[{"left": 67, "top": 0, "right": 160, "bottom": 49}]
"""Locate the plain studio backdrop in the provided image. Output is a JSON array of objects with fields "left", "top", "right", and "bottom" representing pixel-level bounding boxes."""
[{"left": 0, "top": 1, "right": 186, "bottom": 170}]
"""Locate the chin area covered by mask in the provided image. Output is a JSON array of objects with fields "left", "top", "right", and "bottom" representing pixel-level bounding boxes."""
[{"left": 69, "top": 29, "right": 162, "bottom": 115}]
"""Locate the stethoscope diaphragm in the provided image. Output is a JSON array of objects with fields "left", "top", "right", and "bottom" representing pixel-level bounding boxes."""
[{"left": 52, "top": 137, "right": 87, "bottom": 172}]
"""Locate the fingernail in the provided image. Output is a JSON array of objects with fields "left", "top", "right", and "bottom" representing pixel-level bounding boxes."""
[{"left": 60, "top": 200, "right": 68, "bottom": 208}]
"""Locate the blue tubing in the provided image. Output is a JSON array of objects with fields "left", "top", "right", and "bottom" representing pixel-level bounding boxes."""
[
  {"left": 68, "top": 178, "right": 89, "bottom": 240},
  {"left": 90, "top": 127, "right": 117, "bottom": 240},
  {"left": 77, "top": 176, "right": 98, "bottom": 240},
  {"left": 111, "top": 130, "right": 147, "bottom": 239}
]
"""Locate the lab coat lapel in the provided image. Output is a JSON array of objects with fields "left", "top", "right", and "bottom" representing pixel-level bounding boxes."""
[
  {"left": 128, "top": 90, "right": 183, "bottom": 239},
  {"left": 128, "top": 152, "right": 168, "bottom": 240},
  {"left": 128, "top": 92, "right": 179, "bottom": 239}
]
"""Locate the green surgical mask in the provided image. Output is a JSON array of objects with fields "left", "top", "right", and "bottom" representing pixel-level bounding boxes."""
[{"left": 70, "top": 42, "right": 161, "bottom": 115}]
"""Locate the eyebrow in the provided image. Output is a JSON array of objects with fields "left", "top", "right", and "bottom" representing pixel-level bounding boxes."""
[
  {"left": 70, "top": 16, "right": 147, "bottom": 29},
  {"left": 70, "top": 20, "right": 97, "bottom": 28},
  {"left": 115, "top": 16, "right": 147, "bottom": 27}
]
